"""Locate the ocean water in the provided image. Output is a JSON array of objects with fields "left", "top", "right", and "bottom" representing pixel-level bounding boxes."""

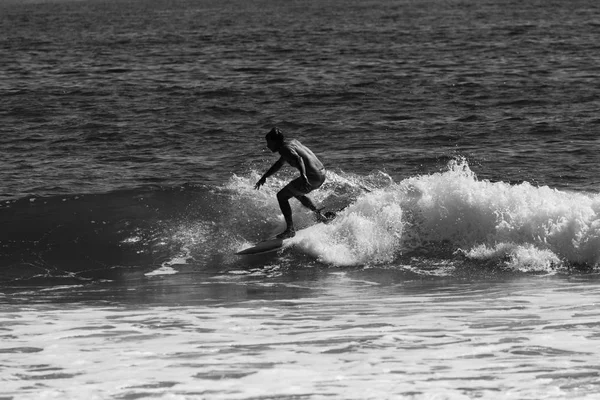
[{"left": 1, "top": 0, "right": 600, "bottom": 398}]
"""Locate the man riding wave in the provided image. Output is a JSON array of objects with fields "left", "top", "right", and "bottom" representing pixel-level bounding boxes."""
[{"left": 255, "top": 127, "right": 330, "bottom": 239}]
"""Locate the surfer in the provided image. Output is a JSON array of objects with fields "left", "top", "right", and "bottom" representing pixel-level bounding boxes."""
[{"left": 255, "top": 127, "right": 330, "bottom": 239}]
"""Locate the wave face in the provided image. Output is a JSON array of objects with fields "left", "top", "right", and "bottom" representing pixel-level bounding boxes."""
[{"left": 1, "top": 160, "right": 598, "bottom": 285}]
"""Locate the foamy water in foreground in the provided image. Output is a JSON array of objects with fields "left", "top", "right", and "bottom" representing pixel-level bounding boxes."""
[{"left": 2, "top": 271, "right": 600, "bottom": 400}]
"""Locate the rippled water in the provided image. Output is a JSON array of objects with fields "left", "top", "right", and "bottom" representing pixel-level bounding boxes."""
[
  {"left": 3, "top": 271, "right": 600, "bottom": 399},
  {"left": 1, "top": 0, "right": 599, "bottom": 199}
]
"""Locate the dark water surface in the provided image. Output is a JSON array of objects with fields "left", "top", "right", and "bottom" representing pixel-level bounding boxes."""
[{"left": 2, "top": 0, "right": 599, "bottom": 199}]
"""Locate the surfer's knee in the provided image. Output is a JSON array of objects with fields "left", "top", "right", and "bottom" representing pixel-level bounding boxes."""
[{"left": 277, "top": 188, "right": 292, "bottom": 202}]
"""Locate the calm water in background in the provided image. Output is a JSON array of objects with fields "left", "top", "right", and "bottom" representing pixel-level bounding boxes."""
[{"left": 1, "top": 0, "right": 600, "bottom": 398}]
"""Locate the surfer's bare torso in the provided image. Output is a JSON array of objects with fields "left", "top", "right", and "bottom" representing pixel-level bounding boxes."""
[{"left": 277, "top": 139, "right": 325, "bottom": 184}]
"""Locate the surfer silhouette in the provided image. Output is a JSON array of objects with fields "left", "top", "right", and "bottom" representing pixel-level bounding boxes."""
[{"left": 255, "top": 127, "right": 331, "bottom": 239}]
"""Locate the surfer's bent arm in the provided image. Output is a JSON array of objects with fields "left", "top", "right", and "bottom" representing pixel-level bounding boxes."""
[{"left": 255, "top": 157, "right": 284, "bottom": 189}]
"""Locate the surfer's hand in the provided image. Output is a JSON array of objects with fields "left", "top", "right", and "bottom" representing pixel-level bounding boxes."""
[{"left": 255, "top": 177, "right": 266, "bottom": 190}]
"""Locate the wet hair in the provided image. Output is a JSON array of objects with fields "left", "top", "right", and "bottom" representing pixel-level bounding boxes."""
[{"left": 265, "top": 127, "right": 284, "bottom": 142}]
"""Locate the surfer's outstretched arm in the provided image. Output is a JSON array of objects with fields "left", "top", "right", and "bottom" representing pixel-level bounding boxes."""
[{"left": 255, "top": 157, "right": 284, "bottom": 189}]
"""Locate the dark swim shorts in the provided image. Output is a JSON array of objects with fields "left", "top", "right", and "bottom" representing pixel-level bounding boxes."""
[{"left": 283, "top": 172, "right": 326, "bottom": 197}]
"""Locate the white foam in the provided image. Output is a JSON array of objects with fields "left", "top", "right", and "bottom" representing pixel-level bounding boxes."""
[
  {"left": 227, "top": 164, "right": 600, "bottom": 271},
  {"left": 290, "top": 189, "right": 405, "bottom": 266},
  {"left": 407, "top": 159, "right": 600, "bottom": 271}
]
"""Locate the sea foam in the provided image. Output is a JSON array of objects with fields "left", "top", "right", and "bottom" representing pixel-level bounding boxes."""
[
  {"left": 290, "top": 189, "right": 404, "bottom": 266},
  {"left": 229, "top": 160, "right": 600, "bottom": 271},
  {"left": 405, "top": 159, "right": 600, "bottom": 271}
]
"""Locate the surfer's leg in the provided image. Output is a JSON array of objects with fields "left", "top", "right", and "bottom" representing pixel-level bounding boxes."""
[
  {"left": 297, "top": 195, "right": 332, "bottom": 223},
  {"left": 296, "top": 195, "right": 317, "bottom": 212},
  {"left": 276, "top": 186, "right": 295, "bottom": 238},
  {"left": 288, "top": 175, "right": 328, "bottom": 222}
]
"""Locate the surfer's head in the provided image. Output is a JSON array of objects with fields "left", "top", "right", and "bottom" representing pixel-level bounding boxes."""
[{"left": 265, "top": 127, "right": 284, "bottom": 152}]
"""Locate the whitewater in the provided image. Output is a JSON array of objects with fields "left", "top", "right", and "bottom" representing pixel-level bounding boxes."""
[{"left": 226, "top": 160, "right": 599, "bottom": 272}]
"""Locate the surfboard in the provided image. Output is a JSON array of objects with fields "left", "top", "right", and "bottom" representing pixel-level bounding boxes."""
[
  {"left": 235, "top": 237, "right": 286, "bottom": 255},
  {"left": 235, "top": 207, "right": 342, "bottom": 256}
]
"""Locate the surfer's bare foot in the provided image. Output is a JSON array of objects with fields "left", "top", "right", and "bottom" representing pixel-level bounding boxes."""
[
  {"left": 316, "top": 210, "right": 336, "bottom": 224},
  {"left": 276, "top": 228, "right": 295, "bottom": 239}
]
